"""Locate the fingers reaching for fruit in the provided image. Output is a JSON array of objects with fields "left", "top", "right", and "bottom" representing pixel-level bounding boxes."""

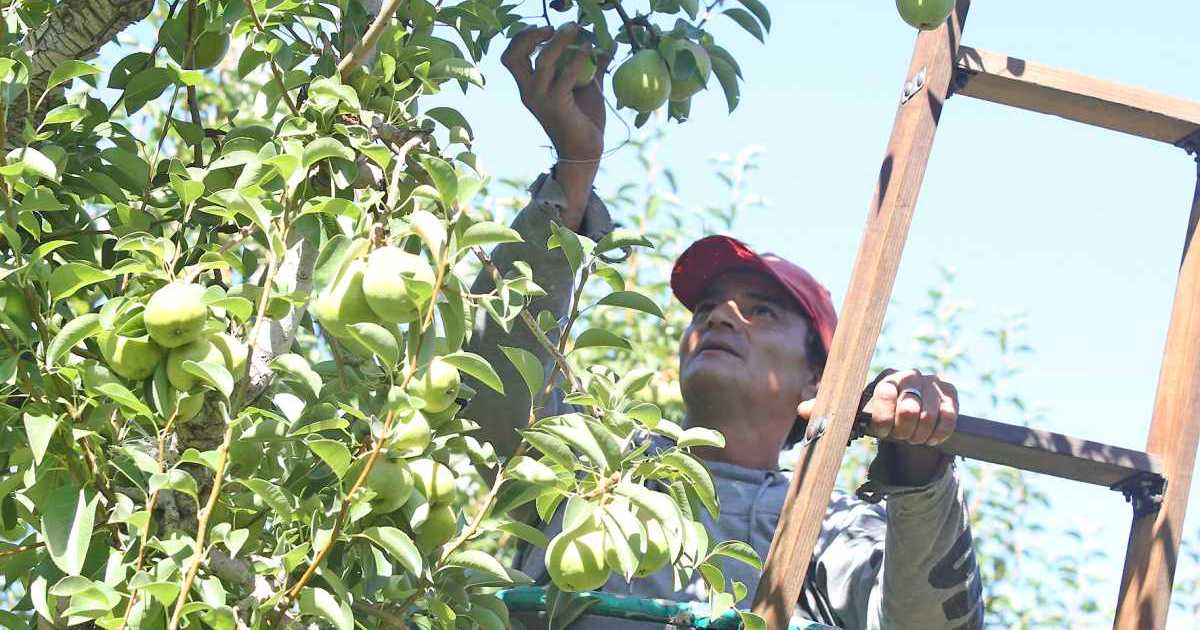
[{"left": 501, "top": 23, "right": 609, "bottom": 163}]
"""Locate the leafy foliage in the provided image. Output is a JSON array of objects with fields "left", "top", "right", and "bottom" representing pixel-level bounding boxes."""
[{"left": 0, "top": 0, "right": 779, "bottom": 628}]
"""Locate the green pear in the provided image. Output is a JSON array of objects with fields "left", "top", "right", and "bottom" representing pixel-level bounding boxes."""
[
  {"left": 389, "top": 404, "right": 432, "bottom": 455},
  {"left": 144, "top": 282, "right": 209, "bottom": 348},
  {"left": 166, "top": 337, "right": 226, "bottom": 391},
  {"left": 211, "top": 332, "right": 248, "bottom": 377},
  {"left": 895, "top": 0, "right": 954, "bottom": 30},
  {"left": 409, "top": 458, "right": 456, "bottom": 505},
  {"left": 411, "top": 357, "right": 460, "bottom": 413},
  {"left": 313, "top": 260, "right": 379, "bottom": 339},
  {"left": 364, "top": 450, "right": 414, "bottom": 514},
  {"left": 361, "top": 246, "right": 436, "bottom": 324},
  {"left": 414, "top": 503, "right": 457, "bottom": 549},
  {"left": 613, "top": 50, "right": 672, "bottom": 113},
  {"left": 98, "top": 332, "right": 164, "bottom": 381},
  {"left": 547, "top": 517, "right": 611, "bottom": 592}
]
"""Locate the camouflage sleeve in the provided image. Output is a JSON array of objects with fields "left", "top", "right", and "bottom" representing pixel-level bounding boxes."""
[
  {"left": 813, "top": 462, "right": 983, "bottom": 630},
  {"left": 460, "top": 171, "right": 613, "bottom": 460}
]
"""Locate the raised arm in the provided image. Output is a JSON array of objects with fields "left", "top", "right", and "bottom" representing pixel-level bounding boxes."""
[{"left": 462, "top": 24, "right": 614, "bottom": 460}]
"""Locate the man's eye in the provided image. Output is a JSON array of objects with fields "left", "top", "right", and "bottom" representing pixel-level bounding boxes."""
[{"left": 750, "top": 304, "right": 776, "bottom": 318}]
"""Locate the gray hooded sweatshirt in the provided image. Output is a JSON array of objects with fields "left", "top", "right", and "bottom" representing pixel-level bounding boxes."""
[{"left": 463, "top": 173, "right": 984, "bottom": 629}]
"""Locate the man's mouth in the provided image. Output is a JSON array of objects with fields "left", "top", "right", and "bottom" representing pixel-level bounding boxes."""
[{"left": 696, "top": 340, "right": 740, "bottom": 358}]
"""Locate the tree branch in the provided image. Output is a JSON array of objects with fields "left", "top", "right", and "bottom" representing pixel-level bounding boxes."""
[
  {"left": 9, "top": 0, "right": 156, "bottom": 146},
  {"left": 338, "top": 0, "right": 403, "bottom": 81}
]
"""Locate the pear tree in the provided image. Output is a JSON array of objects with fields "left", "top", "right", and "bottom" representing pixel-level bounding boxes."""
[{"left": 0, "top": 0, "right": 774, "bottom": 628}]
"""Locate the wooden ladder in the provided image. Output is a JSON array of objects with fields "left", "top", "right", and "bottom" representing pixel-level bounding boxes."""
[{"left": 750, "top": 1, "right": 1200, "bottom": 628}]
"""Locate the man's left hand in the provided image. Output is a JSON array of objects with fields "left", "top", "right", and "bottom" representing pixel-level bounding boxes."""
[
  {"left": 798, "top": 369, "right": 959, "bottom": 486},
  {"left": 861, "top": 369, "right": 958, "bottom": 446}
]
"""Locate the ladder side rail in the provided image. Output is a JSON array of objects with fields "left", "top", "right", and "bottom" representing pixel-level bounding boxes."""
[
  {"left": 1115, "top": 150, "right": 1200, "bottom": 629},
  {"left": 750, "top": 2, "right": 971, "bottom": 626}
]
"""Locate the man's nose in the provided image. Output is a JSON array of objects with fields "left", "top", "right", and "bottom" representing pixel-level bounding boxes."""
[{"left": 704, "top": 299, "right": 744, "bottom": 330}]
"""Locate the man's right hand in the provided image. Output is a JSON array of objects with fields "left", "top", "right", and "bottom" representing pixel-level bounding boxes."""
[{"left": 501, "top": 23, "right": 612, "bottom": 231}]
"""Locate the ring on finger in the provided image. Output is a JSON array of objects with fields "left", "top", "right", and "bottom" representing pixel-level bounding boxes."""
[{"left": 899, "top": 386, "right": 923, "bottom": 404}]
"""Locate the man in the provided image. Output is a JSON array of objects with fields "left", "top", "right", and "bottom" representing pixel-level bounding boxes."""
[{"left": 462, "top": 23, "right": 984, "bottom": 629}]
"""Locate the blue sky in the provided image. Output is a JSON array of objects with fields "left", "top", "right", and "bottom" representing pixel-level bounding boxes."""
[{"left": 448, "top": 0, "right": 1200, "bottom": 620}]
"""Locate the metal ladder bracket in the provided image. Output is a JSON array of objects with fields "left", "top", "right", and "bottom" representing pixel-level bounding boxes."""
[{"left": 1112, "top": 472, "right": 1168, "bottom": 518}]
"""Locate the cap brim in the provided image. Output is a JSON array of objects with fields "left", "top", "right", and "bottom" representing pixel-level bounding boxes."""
[{"left": 671, "top": 235, "right": 793, "bottom": 311}]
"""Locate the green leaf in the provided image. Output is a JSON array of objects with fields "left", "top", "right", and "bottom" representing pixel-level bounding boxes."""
[
  {"left": 298, "top": 587, "right": 353, "bottom": 630},
  {"left": 660, "top": 451, "right": 718, "bottom": 518},
  {"left": 710, "top": 55, "right": 741, "bottom": 113},
  {"left": 677, "top": 427, "right": 726, "bottom": 449},
  {"left": 47, "top": 313, "right": 100, "bottom": 368},
  {"left": 409, "top": 209, "right": 447, "bottom": 255},
  {"left": 459, "top": 221, "right": 522, "bottom": 249},
  {"left": 723, "top": 8, "right": 765, "bottom": 42},
  {"left": 504, "top": 456, "right": 558, "bottom": 485},
  {"left": 595, "top": 291, "right": 664, "bottom": 319},
  {"left": 41, "top": 104, "right": 87, "bottom": 126},
  {"left": 446, "top": 549, "right": 511, "bottom": 582},
  {"left": 419, "top": 155, "right": 458, "bottom": 209},
  {"left": 573, "top": 328, "right": 632, "bottom": 352},
  {"left": 302, "top": 137, "right": 354, "bottom": 169},
  {"left": 547, "top": 223, "right": 583, "bottom": 273},
  {"left": 271, "top": 353, "right": 323, "bottom": 399},
  {"left": 95, "top": 382, "right": 154, "bottom": 417},
  {"left": 497, "top": 521, "right": 548, "bottom": 549},
  {"left": 500, "top": 345, "right": 544, "bottom": 399},
  {"left": 738, "top": 611, "right": 767, "bottom": 630},
  {"left": 149, "top": 469, "right": 199, "bottom": 501},
  {"left": 23, "top": 412, "right": 59, "bottom": 466},
  {"left": 100, "top": 147, "right": 151, "bottom": 192},
  {"left": 307, "top": 439, "right": 352, "bottom": 479},
  {"left": 359, "top": 527, "right": 422, "bottom": 577},
  {"left": 41, "top": 486, "right": 99, "bottom": 575},
  {"left": 210, "top": 297, "right": 254, "bottom": 322},
  {"left": 46, "top": 60, "right": 101, "bottom": 92},
  {"left": 441, "top": 351, "right": 503, "bottom": 394},
  {"left": 238, "top": 478, "right": 295, "bottom": 521},
  {"left": 710, "top": 540, "right": 762, "bottom": 569},
  {"left": 49, "top": 262, "right": 113, "bottom": 301},
  {"left": 599, "top": 504, "right": 643, "bottom": 580},
  {"left": 737, "top": 0, "right": 771, "bottom": 32},
  {"left": 182, "top": 360, "right": 235, "bottom": 399},
  {"left": 520, "top": 430, "right": 575, "bottom": 471},
  {"left": 6, "top": 147, "right": 58, "bottom": 181},
  {"left": 424, "top": 106, "right": 474, "bottom": 140},
  {"left": 430, "top": 57, "right": 485, "bottom": 87},
  {"left": 347, "top": 322, "right": 399, "bottom": 367},
  {"left": 124, "top": 67, "right": 174, "bottom": 115},
  {"left": 170, "top": 175, "right": 204, "bottom": 207},
  {"left": 596, "top": 229, "right": 653, "bottom": 254}
]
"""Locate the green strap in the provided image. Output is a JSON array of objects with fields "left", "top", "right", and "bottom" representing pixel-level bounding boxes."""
[{"left": 497, "top": 586, "right": 840, "bottom": 630}]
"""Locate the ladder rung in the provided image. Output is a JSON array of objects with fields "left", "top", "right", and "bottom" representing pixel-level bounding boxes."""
[
  {"left": 872, "top": 412, "right": 1163, "bottom": 487},
  {"left": 954, "top": 46, "right": 1200, "bottom": 146}
]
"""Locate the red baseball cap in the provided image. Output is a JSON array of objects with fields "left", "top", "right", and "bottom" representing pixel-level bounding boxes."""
[{"left": 670, "top": 235, "right": 837, "bottom": 353}]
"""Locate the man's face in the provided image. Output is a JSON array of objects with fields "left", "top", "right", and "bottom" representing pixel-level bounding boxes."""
[{"left": 678, "top": 270, "right": 819, "bottom": 415}]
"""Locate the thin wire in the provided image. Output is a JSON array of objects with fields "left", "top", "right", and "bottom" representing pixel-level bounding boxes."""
[{"left": 545, "top": 87, "right": 637, "bottom": 164}]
